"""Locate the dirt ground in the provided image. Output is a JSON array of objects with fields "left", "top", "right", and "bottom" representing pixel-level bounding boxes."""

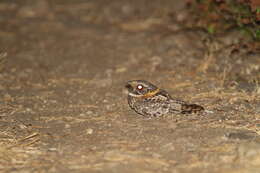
[{"left": 0, "top": 0, "right": 260, "bottom": 172}]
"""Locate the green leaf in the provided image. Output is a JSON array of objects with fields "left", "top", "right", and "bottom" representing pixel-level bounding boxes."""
[
  {"left": 207, "top": 25, "right": 215, "bottom": 34},
  {"left": 255, "top": 29, "right": 260, "bottom": 39},
  {"left": 256, "top": 8, "right": 260, "bottom": 13}
]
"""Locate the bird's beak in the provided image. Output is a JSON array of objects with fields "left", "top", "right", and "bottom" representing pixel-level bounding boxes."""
[
  {"left": 125, "top": 81, "right": 134, "bottom": 92},
  {"left": 125, "top": 84, "right": 132, "bottom": 90}
]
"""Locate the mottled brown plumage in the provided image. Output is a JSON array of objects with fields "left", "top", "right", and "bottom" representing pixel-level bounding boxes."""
[{"left": 125, "top": 80, "right": 204, "bottom": 117}]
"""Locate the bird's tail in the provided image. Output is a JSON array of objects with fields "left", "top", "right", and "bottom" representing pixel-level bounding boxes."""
[{"left": 181, "top": 104, "right": 204, "bottom": 114}]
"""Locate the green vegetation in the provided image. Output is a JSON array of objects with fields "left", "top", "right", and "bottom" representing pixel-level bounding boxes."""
[{"left": 187, "top": 0, "right": 260, "bottom": 40}]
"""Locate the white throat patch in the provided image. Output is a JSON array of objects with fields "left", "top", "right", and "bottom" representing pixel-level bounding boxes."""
[{"left": 128, "top": 92, "right": 142, "bottom": 97}]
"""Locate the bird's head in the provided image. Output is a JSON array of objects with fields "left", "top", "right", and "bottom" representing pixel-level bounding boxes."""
[{"left": 125, "top": 80, "right": 159, "bottom": 98}]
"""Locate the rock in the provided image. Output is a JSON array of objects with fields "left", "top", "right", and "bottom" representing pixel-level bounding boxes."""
[{"left": 86, "top": 128, "right": 93, "bottom": 135}]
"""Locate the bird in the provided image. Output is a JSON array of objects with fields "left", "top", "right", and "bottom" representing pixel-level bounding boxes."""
[{"left": 125, "top": 80, "right": 204, "bottom": 117}]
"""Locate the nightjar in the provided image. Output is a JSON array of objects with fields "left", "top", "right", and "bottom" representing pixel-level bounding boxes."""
[{"left": 125, "top": 80, "right": 204, "bottom": 117}]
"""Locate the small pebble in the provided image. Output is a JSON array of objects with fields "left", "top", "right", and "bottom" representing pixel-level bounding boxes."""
[
  {"left": 86, "top": 110, "right": 93, "bottom": 115},
  {"left": 86, "top": 128, "right": 93, "bottom": 135}
]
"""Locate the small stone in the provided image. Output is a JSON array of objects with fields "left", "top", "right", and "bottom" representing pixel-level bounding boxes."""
[
  {"left": 79, "top": 113, "right": 86, "bottom": 117},
  {"left": 145, "top": 147, "right": 150, "bottom": 151},
  {"left": 86, "top": 110, "right": 93, "bottom": 115},
  {"left": 26, "top": 108, "right": 32, "bottom": 112},
  {"left": 48, "top": 148, "right": 57, "bottom": 151},
  {"left": 86, "top": 128, "right": 93, "bottom": 135},
  {"left": 115, "top": 67, "right": 127, "bottom": 73},
  {"left": 4, "top": 94, "right": 12, "bottom": 101},
  {"left": 19, "top": 124, "right": 27, "bottom": 129}
]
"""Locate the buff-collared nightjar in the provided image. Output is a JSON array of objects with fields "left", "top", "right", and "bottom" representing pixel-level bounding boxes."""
[{"left": 125, "top": 80, "right": 204, "bottom": 117}]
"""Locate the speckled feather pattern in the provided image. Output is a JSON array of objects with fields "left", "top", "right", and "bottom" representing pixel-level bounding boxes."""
[{"left": 126, "top": 80, "right": 204, "bottom": 117}]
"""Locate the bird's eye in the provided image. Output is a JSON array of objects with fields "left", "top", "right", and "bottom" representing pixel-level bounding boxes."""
[{"left": 137, "top": 84, "right": 143, "bottom": 90}]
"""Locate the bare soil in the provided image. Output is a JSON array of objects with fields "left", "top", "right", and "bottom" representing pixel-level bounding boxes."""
[{"left": 0, "top": 0, "right": 260, "bottom": 173}]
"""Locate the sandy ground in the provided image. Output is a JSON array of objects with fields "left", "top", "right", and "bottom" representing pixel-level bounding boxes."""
[{"left": 0, "top": 0, "right": 260, "bottom": 172}]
